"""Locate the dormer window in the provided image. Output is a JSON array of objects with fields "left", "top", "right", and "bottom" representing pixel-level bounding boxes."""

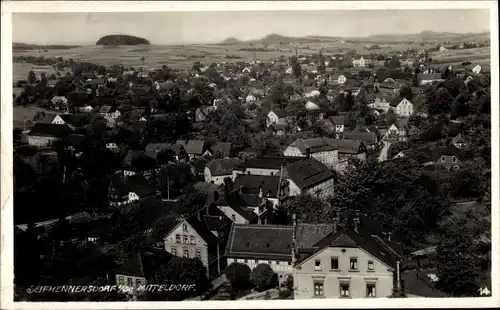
[
  {"left": 441, "top": 156, "right": 446, "bottom": 162},
  {"left": 182, "top": 223, "right": 188, "bottom": 231},
  {"left": 452, "top": 156, "right": 457, "bottom": 163}
]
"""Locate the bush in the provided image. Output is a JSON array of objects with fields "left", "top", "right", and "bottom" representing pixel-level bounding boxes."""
[
  {"left": 250, "top": 264, "right": 275, "bottom": 292},
  {"left": 225, "top": 262, "right": 252, "bottom": 290}
]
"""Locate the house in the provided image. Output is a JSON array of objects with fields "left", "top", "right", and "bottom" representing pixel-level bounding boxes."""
[
  {"left": 343, "top": 131, "right": 378, "bottom": 148},
  {"left": 417, "top": 73, "right": 444, "bottom": 86},
  {"left": 232, "top": 156, "right": 303, "bottom": 178},
  {"left": 284, "top": 137, "right": 339, "bottom": 169},
  {"left": 389, "top": 97, "right": 413, "bottom": 117},
  {"left": 369, "top": 96, "right": 391, "bottom": 113},
  {"left": 266, "top": 110, "right": 290, "bottom": 128},
  {"left": 204, "top": 158, "right": 243, "bottom": 185},
  {"left": 195, "top": 106, "right": 215, "bottom": 122},
  {"left": 144, "top": 143, "right": 188, "bottom": 162},
  {"left": 110, "top": 174, "right": 155, "bottom": 206},
  {"left": 269, "top": 123, "right": 286, "bottom": 136},
  {"left": 112, "top": 249, "right": 173, "bottom": 292},
  {"left": 352, "top": 56, "right": 371, "bottom": 68},
  {"left": 305, "top": 101, "right": 320, "bottom": 111},
  {"left": 98, "top": 105, "right": 121, "bottom": 119},
  {"left": 329, "top": 115, "right": 348, "bottom": 137},
  {"left": 233, "top": 174, "right": 281, "bottom": 206},
  {"left": 164, "top": 215, "right": 222, "bottom": 277},
  {"left": 336, "top": 139, "right": 367, "bottom": 161},
  {"left": 381, "top": 122, "right": 408, "bottom": 142},
  {"left": 225, "top": 224, "right": 294, "bottom": 284},
  {"left": 330, "top": 74, "right": 347, "bottom": 85},
  {"left": 27, "top": 123, "right": 74, "bottom": 147},
  {"left": 283, "top": 158, "right": 335, "bottom": 198},
  {"left": 451, "top": 133, "right": 468, "bottom": 149},
  {"left": 78, "top": 105, "right": 93, "bottom": 113},
  {"left": 176, "top": 139, "right": 206, "bottom": 160},
  {"left": 293, "top": 211, "right": 404, "bottom": 299},
  {"left": 215, "top": 190, "right": 259, "bottom": 224},
  {"left": 394, "top": 146, "right": 465, "bottom": 170}
]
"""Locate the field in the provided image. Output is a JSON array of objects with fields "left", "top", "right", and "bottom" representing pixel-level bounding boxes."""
[{"left": 12, "top": 106, "right": 53, "bottom": 130}]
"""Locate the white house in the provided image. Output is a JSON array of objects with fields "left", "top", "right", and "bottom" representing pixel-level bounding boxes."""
[
  {"left": 352, "top": 56, "right": 371, "bottom": 68},
  {"left": 245, "top": 94, "right": 256, "bottom": 104},
  {"left": 390, "top": 97, "right": 413, "bottom": 117},
  {"left": 266, "top": 110, "right": 290, "bottom": 128},
  {"left": 472, "top": 65, "right": 482, "bottom": 74}
]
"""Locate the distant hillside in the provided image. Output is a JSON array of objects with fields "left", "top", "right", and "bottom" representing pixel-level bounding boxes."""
[
  {"left": 219, "top": 31, "right": 489, "bottom": 45},
  {"left": 96, "top": 35, "right": 150, "bottom": 46},
  {"left": 13, "top": 42, "right": 80, "bottom": 51}
]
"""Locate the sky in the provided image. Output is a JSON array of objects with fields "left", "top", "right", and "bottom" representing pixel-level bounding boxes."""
[{"left": 12, "top": 10, "right": 490, "bottom": 45}]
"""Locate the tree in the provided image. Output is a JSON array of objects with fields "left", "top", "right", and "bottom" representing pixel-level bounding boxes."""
[
  {"left": 28, "top": 71, "right": 36, "bottom": 84},
  {"left": 225, "top": 262, "right": 252, "bottom": 290},
  {"left": 140, "top": 56, "right": 145, "bottom": 65},
  {"left": 250, "top": 264, "right": 276, "bottom": 292},
  {"left": 282, "top": 194, "right": 327, "bottom": 223},
  {"left": 399, "top": 85, "right": 413, "bottom": 100},
  {"left": 428, "top": 87, "right": 453, "bottom": 115}
]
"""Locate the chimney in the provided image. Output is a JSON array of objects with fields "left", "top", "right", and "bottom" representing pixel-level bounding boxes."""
[
  {"left": 258, "top": 186, "right": 263, "bottom": 198},
  {"left": 305, "top": 147, "right": 311, "bottom": 158},
  {"left": 388, "top": 232, "right": 392, "bottom": 242},
  {"left": 291, "top": 213, "right": 297, "bottom": 264}
]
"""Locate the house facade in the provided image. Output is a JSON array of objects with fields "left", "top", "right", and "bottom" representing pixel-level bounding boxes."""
[
  {"left": 390, "top": 98, "right": 413, "bottom": 117},
  {"left": 352, "top": 57, "right": 371, "bottom": 68},
  {"left": 267, "top": 111, "right": 290, "bottom": 128},
  {"left": 284, "top": 158, "right": 335, "bottom": 198},
  {"left": 284, "top": 138, "right": 339, "bottom": 170}
]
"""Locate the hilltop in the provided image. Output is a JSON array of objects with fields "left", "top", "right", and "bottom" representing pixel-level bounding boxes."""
[
  {"left": 96, "top": 35, "right": 150, "bottom": 46},
  {"left": 13, "top": 42, "right": 80, "bottom": 51}
]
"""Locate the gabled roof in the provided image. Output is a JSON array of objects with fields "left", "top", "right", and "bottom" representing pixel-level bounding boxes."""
[
  {"left": 389, "top": 96, "right": 405, "bottom": 107},
  {"left": 145, "top": 143, "right": 185, "bottom": 159},
  {"left": 185, "top": 216, "right": 219, "bottom": 245},
  {"left": 206, "top": 158, "right": 242, "bottom": 176},
  {"left": 417, "top": 73, "right": 443, "bottom": 81},
  {"left": 295, "top": 223, "right": 336, "bottom": 250},
  {"left": 400, "top": 146, "right": 466, "bottom": 163},
  {"left": 289, "top": 137, "right": 338, "bottom": 154},
  {"left": 215, "top": 191, "right": 257, "bottom": 222},
  {"left": 236, "top": 156, "right": 303, "bottom": 171},
  {"left": 329, "top": 115, "right": 348, "bottom": 126},
  {"left": 225, "top": 224, "right": 293, "bottom": 261},
  {"left": 343, "top": 131, "right": 378, "bottom": 144},
  {"left": 28, "top": 123, "right": 73, "bottom": 138},
  {"left": 98, "top": 105, "right": 117, "bottom": 114},
  {"left": 114, "top": 250, "right": 173, "bottom": 279},
  {"left": 335, "top": 139, "right": 365, "bottom": 154},
  {"left": 270, "top": 110, "right": 291, "bottom": 118},
  {"left": 233, "top": 174, "right": 280, "bottom": 198},
  {"left": 176, "top": 139, "right": 205, "bottom": 155},
  {"left": 284, "top": 158, "right": 334, "bottom": 190},
  {"left": 296, "top": 212, "right": 403, "bottom": 269}
]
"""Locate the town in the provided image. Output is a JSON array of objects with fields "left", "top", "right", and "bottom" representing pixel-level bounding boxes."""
[{"left": 12, "top": 34, "right": 492, "bottom": 301}]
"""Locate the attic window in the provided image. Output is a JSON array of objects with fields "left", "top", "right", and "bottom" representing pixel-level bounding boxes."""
[
  {"left": 266, "top": 243, "right": 270, "bottom": 248},
  {"left": 246, "top": 242, "right": 250, "bottom": 247}
]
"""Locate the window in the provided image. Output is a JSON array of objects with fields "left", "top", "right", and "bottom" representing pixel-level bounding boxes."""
[
  {"left": 313, "top": 281, "right": 324, "bottom": 296},
  {"left": 195, "top": 250, "right": 201, "bottom": 259},
  {"left": 183, "top": 235, "right": 188, "bottom": 244},
  {"left": 231, "top": 214, "right": 236, "bottom": 222},
  {"left": 136, "top": 279, "right": 142, "bottom": 287},
  {"left": 268, "top": 261, "right": 272, "bottom": 265},
  {"left": 331, "top": 257, "right": 339, "bottom": 270},
  {"left": 452, "top": 156, "right": 457, "bottom": 163},
  {"left": 171, "top": 248, "right": 177, "bottom": 256},
  {"left": 314, "top": 259, "right": 322, "bottom": 271},
  {"left": 288, "top": 262, "right": 292, "bottom": 265},
  {"left": 350, "top": 258, "right": 358, "bottom": 270},
  {"left": 368, "top": 260, "right": 374, "bottom": 271},
  {"left": 183, "top": 249, "right": 189, "bottom": 258},
  {"left": 183, "top": 223, "right": 188, "bottom": 231},
  {"left": 270, "top": 172, "right": 274, "bottom": 176},
  {"left": 175, "top": 234, "right": 180, "bottom": 243},
  {"left": 190, "top": 236, "right": 196, "bottom": 245},
  {"left": 441, "top": 156, "right": 446, "bottom": 162},
  {"left": 127, "top": 277, "right": 133, "bottom": 286},
  {"left": 276, "top": 261, "right": 280, "bottom": 265},
  {"left": 340, "top": 284, "right": 350, "bottom": 297},
  {"left": 255, "top": 259, "right": 259, "bottom": 263},
  {"left": 244, "top": 259, "right": 248, "bottom": 263},
  {"left": 367, "top": 284, "right": 376, "bottom": 297},
  {"left": 118, "top": 276, "right": 125, "bottom": 285}
]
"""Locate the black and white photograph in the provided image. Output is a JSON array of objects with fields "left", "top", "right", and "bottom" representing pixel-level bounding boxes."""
[{"left": 1, "top": 1, "right": 498, "bottom": 308}]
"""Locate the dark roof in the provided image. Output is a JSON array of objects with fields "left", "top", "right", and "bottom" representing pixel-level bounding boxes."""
[
  {"left": 114, "top": 250, "right": 173, "bottom": 279},
  {"left": 225, "top": 224, "right": 293, "bottom": 261},
  {"left": 28, "top": 123, "right": 73, "bottom": 138},
  {"left": 401, "top": 146, "right": 466, "bottom": 163},
  {"left": 290, "top": 137, "right": 338, "bottom": 154},
  {"left": 145, "top": 143, "right": 185, "bottom": 159},
  {"left": 215, "top": 191, "right": 257, "bottom": 222},
  {"left": 203, "top": 215, "right": 227, "bottom": 232},
  {"left": 295, "top": 223, "right": 336, "bottom": 249},
  {"left": 335, "top": 139, "right": 365, "bottom": 154},
  {"left": 98, "top": 105, "right": 117, "bottom": 113},
  {"left": 123, "top": 150, "right": 144, "bottom": 167},
  {"left": 176, "top": 139, "right": 205, "bottom": 155},
  {"left": 284, "top": 158, "right": 334, "bottom": 190},
  {"left": 343, "top": 131, "right": 378, "bottom": 144},
  {"left": 206, "top": 158, "right": 242, "bottom": 176},
  {"left": 233, "top": 174, "right": 280, "bottom": 198},
  {"left": 125, "top": 174, "right": 155, "bottom": 197},
  {"left": 208, "top": 142, "right": 232, "bottom": 158},
  {"left": 236, "top": 156, "right": 303, "bottom": 170},
  {"left": 329, "top": 115, "right": 348, "bottom": 126},
  {"left": 389, "top": 96, "right": 405, "bottom": 107},
  {"left": 185, "top": 216, "right": 218, "bottom": 245}
]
